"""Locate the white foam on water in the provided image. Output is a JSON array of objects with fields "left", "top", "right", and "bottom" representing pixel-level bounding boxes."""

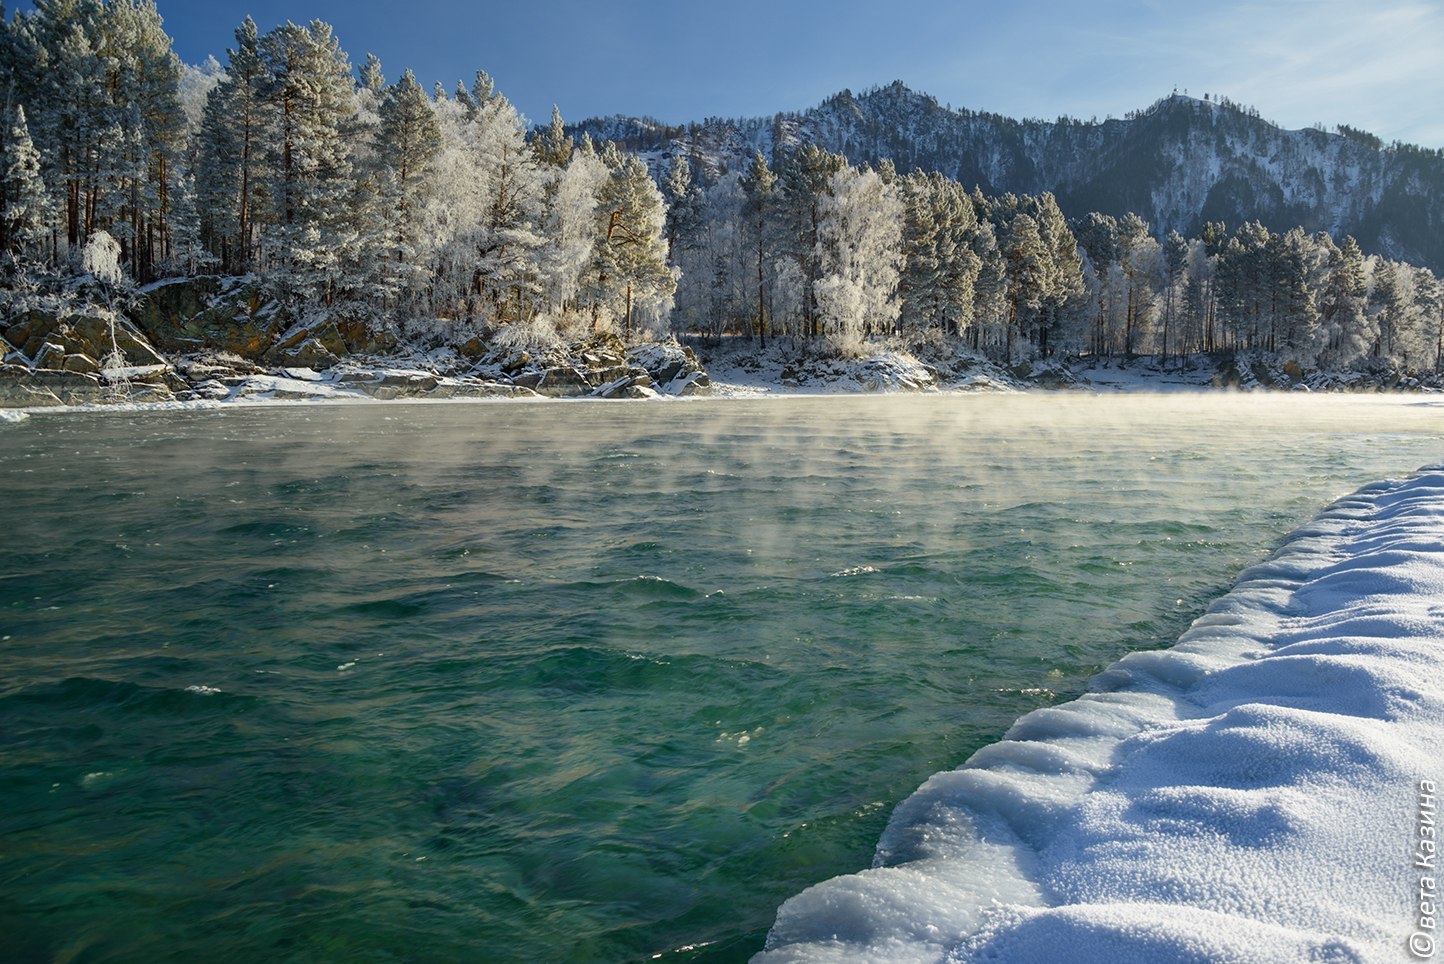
[{"left": 758, "top": 469, "right": 1444, "bottom": 963}]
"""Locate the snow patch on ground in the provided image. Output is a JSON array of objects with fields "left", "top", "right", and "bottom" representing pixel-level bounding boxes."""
[
  {"left": 0, "top": 408, "right": 29, "bottom": 423},
  {"left": 760, "top": 467, "right": 1444, "bottom": 963}
]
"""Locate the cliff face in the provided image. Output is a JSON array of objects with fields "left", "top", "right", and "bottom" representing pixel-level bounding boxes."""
[{"left": 576, "top": 85, "right": 1444, "bottom": 271}]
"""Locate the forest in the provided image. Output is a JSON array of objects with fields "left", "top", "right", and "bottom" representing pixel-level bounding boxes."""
[{"left": 2, "top": 0, "right": 1441, "bottom": 376}]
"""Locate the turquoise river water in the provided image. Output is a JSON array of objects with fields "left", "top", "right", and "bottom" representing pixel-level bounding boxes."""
[{"left": 1, "top": 394, "right": 1441, "bottom": 962}]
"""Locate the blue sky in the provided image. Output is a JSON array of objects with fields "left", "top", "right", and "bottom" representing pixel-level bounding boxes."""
[{"left": 27, "top": 0, "right": 1444, "bottom": 146}]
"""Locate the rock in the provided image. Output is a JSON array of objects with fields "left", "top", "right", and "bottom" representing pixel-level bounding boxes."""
[
  {"left": 65, "top": 315, "right": 170, "bottom": 368},
  {"left": 188, "top": 379, "right": 231, "bottom": 400},
  {"left": 32, "top": 341, "right": 66, "bottom": 370},
  {"left": 627, "top": 339, "right": 712, "bottom": 395},
  {"left": 265, "top": 317, "right": 346, "bottom": 367},
  {"left": 133, "top": 276, "right": 225, "bottom": 335},
  {"left": 674, "top": 372, "right": 713, "bottom": 397},
  {"left": 457, "top": 335, "right": 488, "bottom": 360},
  {"left": 593, "top": 375, "right": 635, "bottom": 399},
  {"left": 508, "top": 371, "right": 543, "bottom": 389},
  {"left": 0, "top": 369, "right": 62, "bottom": 407},
  {"left": 272, "top": 336, "right": 339, "bottom": 369},
  {"left": 61, "top": 352, "right": 100, "bottom": 374},
  {"left": 134, "top": 276, "right": 285, "bottom": 358},
  {"left": 333, "top": 318, "right": 397, "bottom": 356},
  {"left": 4, "top": 309, "right": 61, "bottom": 357},
  {"left": 535, "top": 366, "right": 591, "bottom": 397}
]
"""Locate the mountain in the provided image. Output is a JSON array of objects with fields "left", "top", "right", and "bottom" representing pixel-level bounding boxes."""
[{"left": 575, "top": 83, "right": 1444, "bottom": 272}]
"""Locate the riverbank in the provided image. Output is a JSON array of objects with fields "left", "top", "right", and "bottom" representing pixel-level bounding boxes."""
[
  {"left": 2, "top": 273, "right": 1438, "bottom": 412},
  {"left": 759, "top": 465, "right": 1444, "bottom": 962}
]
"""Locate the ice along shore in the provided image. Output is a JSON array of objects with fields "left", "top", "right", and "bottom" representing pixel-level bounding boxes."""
[{"left": 759, "top": 467, "right": 1444, "bottom": 963}]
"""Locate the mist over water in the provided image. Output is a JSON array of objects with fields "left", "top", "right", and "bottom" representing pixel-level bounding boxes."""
[{"left": 1, "top": 395, "right": 1440, "bottom": 961}]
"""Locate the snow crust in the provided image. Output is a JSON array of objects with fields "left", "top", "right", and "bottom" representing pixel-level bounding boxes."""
[{"left": 760, "top": 469, "right": 1444, "bottom": 963}]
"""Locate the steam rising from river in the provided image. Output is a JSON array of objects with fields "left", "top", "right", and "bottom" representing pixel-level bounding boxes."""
[{"left": 0, "top": 393, "right": 1440, "bottom": 961}]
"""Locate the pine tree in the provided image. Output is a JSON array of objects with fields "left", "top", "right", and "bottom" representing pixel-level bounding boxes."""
[
  {"left": 196, "top": 16, "right": 267, "bottom": 272},
  {"left": 1162, "top": 229, "right": 1188, "bottom": 359},
  {"left": 1000, "top": 211, "right": 1045, "bottom": 363},
  {"left": 259, "top": 19, "right": 357, "bottom": 306},
  {"left": 737, "top": 150, "right": 775, "bottom": 346},
  {"left": 776, "top": 144, "right": 845, "bottom": 338},
  {"left": 593, "top": 154, "right": 674, "bottom": 340},
  {"left": 0, "top": 103, "right": 50, "bottom": 273},
  {"left": 375, "top": 68, "right": 440, "bottom": 307},
  {"left": 531, "top": 105, "right": 573, "bottom": 168}
]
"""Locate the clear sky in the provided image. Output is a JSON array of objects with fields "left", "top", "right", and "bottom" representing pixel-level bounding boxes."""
[{"left": 23, "top": 0, "right": 1444, "bottom": 147}]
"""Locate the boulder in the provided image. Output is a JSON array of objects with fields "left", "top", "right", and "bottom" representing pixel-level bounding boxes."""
[
  {"left": 334, "top": 318, "right": 397, "bottom": 356},
  {"left": 627, "top": 340, "right": 712, "bottom": 395},
  {"left": 61, "top": 352, "right": 100, "bottom": 374},
  {"left": 272, "top": 336, "right": 339, "bottom": 369},
  {"left": 265, "top": 318, "right": 347, "bottom": 367},
  {"left": 673, "top": 372, "right": 712, "bottom": 397},
  {"left": 64, "top": 315, "right": 169, "bottom": 368},
  {"left": 31, "top": 341, "right": 66, "bottom": 370},
  {"left": 535, "top": 366, "right": 591, "bottom": 397}
]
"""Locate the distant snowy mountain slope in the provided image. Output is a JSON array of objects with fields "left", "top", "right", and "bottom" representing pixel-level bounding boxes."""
[{"left": 575, "top": 84, "right": 1444, "bottom": 273}]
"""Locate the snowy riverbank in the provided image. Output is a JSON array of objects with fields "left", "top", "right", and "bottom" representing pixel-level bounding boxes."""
[{"left": 758, "top": 468, "right": 1444, "bottom": 962}]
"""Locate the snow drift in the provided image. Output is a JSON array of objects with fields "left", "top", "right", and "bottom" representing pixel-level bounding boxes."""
[{"left": 759, "top": 469, "right": 1444, "bottom": 963}]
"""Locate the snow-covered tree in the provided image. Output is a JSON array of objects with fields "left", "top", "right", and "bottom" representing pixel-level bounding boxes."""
[
  {"left": 0, "top": 104, "right": 50, "bottom": 273},
  {"left": 373, "top": 68, "right": 440, "bottom": 308},
  {"left": 591, "top": 153, "right": 674, "bottom": 340},
  {"left": 813, "top": 164, "right": 903, "bottom": 354},
  {"left": 196, "top": 17, "right": 267, "bottom": 272},
  {"left": 259, "top": 19, "right": 357, "bottom": 305},
  {"left": 737, "top": 150, "right": 775, "bottom": 346}
]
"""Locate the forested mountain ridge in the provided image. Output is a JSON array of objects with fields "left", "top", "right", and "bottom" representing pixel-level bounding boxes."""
[{"left": 576, "top": 83, "right": 1444, "bottom": 273}]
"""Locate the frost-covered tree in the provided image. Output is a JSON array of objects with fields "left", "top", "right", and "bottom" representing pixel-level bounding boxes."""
[
  {"left": 532, "top": 105, "right": 572, "bottom": 169},
  {"left": 592, "top": 153, "right": 674, "bottom": 340},
  {"left": 737, "top": 150, "right": 775, "bottom": 346},
  {"left": 534, "top": 138, "right": 607, "bottom": 320},
  {"left": 259, "top": 19, "right": 357, "bottom": 305},
  {"left": 813, "top": 164, "right": 903, "bottom": 354},
  {"left": 777, "top": 144, "right": 846, "bottom": 338},
  {"left": 197, "top": 16, "right": 267, "bottom": 272},
  {"left": 373, "top": 68, "right": 440, "bottom": 308},
  {"left": 0, "top": 104, "right": 50, "bottom": 273}
]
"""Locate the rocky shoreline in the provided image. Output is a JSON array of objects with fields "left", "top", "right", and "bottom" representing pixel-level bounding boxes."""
[
  {"left": 2, "top": 275, "right": 1438, "bottom": 411},
  {"left": 0, "top": 276, "right": 712, "bottom": 409}
]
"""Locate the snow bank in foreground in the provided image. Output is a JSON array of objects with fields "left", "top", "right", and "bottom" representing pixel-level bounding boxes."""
[{"left": 760, "top": 469, "right": 1444, "bottom": 963}]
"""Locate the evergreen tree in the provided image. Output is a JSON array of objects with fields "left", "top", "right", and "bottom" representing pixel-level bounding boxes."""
[
  {"left": 196, "top": 17, "right": 267, "bottom": 272},
  {"left": 737, "top": 150, "right": 775, "bottom": 346},
  {"left": 1162, "top": 229, "right": 1188, "bottom": 359},
  {"left": 531, "top": 105, "right": 573, "bottom": 168},
  {"left": 1000, "top": 211, "right": 1045, "bottom": 363},
  {"left": 592, "top": 154, "right": 674, "bottom": 340},
  {"left": 0, "top": 103, "right": 49, "bottom": 272},
  {"left": 375, "top": 68, "right": 440, "bottom": 307},
  {"left": 776, "top": 144, "right": 845, "bottom": 338},
  {"left": 259, "top": 19, "right": 357, "bottom": 305}
]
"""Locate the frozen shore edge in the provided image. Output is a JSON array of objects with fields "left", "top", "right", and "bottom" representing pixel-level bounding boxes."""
[{"left": 757, "top": 468, "right": 1444, "bottom": 963}]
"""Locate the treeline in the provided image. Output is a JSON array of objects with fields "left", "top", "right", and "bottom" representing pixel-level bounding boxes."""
[
  {"left": 0, "top": 2, "right": 676, "bottom": 342},
  {"left": 675, "top": 148, "right": 1444, "bottom": 372},
  {"left": 1, "top": 2, "right": 1440, "bottom": 375}
]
